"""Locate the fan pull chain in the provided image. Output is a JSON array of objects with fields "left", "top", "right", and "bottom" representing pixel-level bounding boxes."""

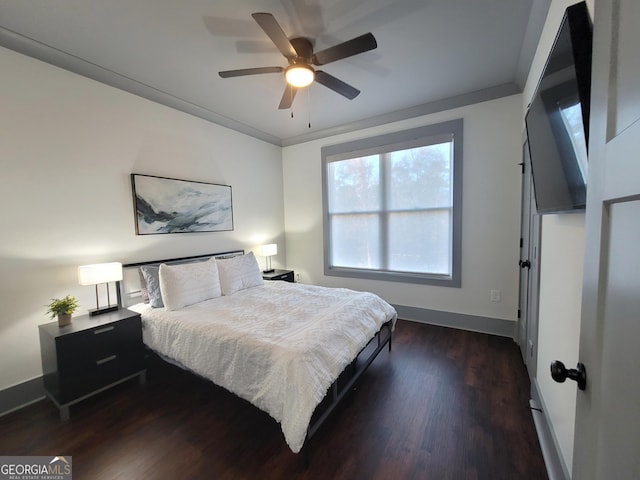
[{"left": 307, "top": 87, "right": 311, "bottom": 129}]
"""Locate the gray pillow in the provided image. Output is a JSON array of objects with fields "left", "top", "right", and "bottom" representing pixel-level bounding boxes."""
[
  {"left": 138, "top": 269, "right": 150, "bottom": 303},
  {"left": 140, "top": 265, "right": 164, "bottom": 308}
]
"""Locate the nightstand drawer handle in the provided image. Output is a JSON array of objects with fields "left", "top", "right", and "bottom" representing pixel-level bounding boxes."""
[
  {"left": 94, "top": 326, "right": 115, "bottom": 335},
  {"left": 96, "top": 354, "right": 117, "bottom": 365}
]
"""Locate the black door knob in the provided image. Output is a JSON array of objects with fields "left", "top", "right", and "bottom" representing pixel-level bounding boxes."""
[
  {"left": 519, "top": 259, "right": 531, "bottom": 269},
  {"left": 550, "top": 360, "right": 587, "bottom": 390}
]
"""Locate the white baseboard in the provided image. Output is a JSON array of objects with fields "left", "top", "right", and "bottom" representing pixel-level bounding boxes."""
[
  {"left": 0, "top": 376, "right": 45, "bottom": 417},
  {"left": 393, "top": 304, "right": 516, "bottom": 338},
  {"left": 530, "top": 378, "right": 571, "bottom": 480}
]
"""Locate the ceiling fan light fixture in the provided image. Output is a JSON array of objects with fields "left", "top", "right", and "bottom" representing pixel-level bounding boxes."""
[{"left": 285, "top": 65, "right": 315, "bottom": 87}]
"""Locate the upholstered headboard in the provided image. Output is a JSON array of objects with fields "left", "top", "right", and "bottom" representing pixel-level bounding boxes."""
[{"left": 117, "top": 250, "right": 244, "bottom": 308}]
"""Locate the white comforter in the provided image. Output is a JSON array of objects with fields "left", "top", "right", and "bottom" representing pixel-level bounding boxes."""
[{"left": 131, "top": 281, "right": 397, "bottom": 453}]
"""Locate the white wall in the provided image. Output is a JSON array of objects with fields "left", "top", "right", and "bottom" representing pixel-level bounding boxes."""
[
  {"left": 537, "top": 214, "right": 584, "bottom": 475},
  {"left": 522, "top": 1, "right": 591, "bottom": 477},
  {"left": 283, "top": 94, "right": 523, "bottom": 323},
  {"left": 0, "top": 46, "right": 285, "bottom": 391}
]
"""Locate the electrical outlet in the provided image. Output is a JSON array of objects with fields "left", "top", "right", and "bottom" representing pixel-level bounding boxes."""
[{"left": 490, "top": 289, "right": 501, "bottom": 302}]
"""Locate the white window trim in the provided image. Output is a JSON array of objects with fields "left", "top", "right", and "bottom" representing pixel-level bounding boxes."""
[{"left": 321, "top": 119, "right": 463, "bottom": 287}]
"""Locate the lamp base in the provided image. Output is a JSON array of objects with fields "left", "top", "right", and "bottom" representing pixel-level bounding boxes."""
[
  {"left": 89, "top": 305, "right": 119, "bottom": 317},
  {"left": 263, "top": 269, "right": 275, "bottom": 274}
]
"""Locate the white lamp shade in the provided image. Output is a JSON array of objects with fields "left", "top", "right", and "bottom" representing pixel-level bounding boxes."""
[
  {"left": 285, "top": 65, "right": 314, "bottom": 87},
  {"left": 258, "top": 244, "right": 277, "bottom": 257},
  {"left": 78, "top": 262, "right": 123, "bottom": 285}
]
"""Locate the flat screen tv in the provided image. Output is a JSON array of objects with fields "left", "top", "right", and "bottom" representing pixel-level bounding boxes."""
[{"left": 525, "top": 2, "right": 592, "bottom": 214}]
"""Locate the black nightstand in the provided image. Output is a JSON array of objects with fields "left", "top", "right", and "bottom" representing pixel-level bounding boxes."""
[
  {"left": 38, "top": 309, "right": 146, "bottom": 420},
  {"left": 262, "top": 269, "right": 294, "bottom": 283}
]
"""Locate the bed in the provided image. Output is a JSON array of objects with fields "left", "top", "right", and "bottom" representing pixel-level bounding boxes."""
[{"left": 118, "top": 250, "right": 396, "bottom": 454}]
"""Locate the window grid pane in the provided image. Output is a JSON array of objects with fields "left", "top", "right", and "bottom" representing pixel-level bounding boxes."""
[
  {"left": 388, "top": 142, "right": 453, "bottom": 211},
  {"left": 330, "top": 214, "right": 381, "bottom": 269},
  {"left": 388, "top": 210, "right": 452, "bottom": 274},
  {"left": 327, "top": 155, "right": 380, "bottom": 213}
]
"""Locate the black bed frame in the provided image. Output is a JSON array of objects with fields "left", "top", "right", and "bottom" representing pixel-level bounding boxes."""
[
  {"left": 303, "top": 318, "right": 393, "bottom": 461},
  {"left": 118, "top": 251, "right": 394, "bottom": 461}
]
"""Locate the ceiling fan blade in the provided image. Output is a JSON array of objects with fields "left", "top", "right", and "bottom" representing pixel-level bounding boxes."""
[
  {"left": 279, "top": 85, "right": 299, "bottom": 109},
  {"left": 315, "top": 70, "right": 360, "bottom": 100},
  {"left": 218, "top": 66, "right": 283, "bottom": 78},
  {"left": 252, "top": 12, "right": 298, "bottom": 58},
  {"left": 312, "top": 32, "right": 377, "bottom": 66}
]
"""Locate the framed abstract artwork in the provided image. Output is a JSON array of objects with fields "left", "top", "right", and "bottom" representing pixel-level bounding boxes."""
[{"left": 131, "top": 174, "right": 233, "bottom": 234}]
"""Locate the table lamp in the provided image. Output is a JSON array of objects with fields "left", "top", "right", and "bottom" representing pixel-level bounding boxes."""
[
  {"left": 258, "top": 244, "right": 277, "bottom": 273},
  {"left": 77, "top": 262, "right": 122, "bottom": 316}
]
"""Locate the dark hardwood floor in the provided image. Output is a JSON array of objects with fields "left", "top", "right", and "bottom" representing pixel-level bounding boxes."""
[{"left": 0, "top": 320, "right": 548, "bottom": 479}]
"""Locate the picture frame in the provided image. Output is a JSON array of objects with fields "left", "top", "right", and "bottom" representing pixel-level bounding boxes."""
[{"left": 130, "top": 174, "right": 233, "bottom": 235}]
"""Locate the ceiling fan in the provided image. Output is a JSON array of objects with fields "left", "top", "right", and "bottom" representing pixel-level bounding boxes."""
[{"left": 218, "top": 12, "right": 377, "bottom": 109}]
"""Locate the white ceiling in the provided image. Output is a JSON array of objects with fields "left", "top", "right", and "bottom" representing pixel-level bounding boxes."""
[{"left": 0, "top": 0, "right": 550, "bottom": 146}]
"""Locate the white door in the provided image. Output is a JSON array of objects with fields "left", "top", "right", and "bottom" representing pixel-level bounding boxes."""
[
  {"left": 518, "top": 142, "right": 532, "bottom": 359},
  {"left": 572, "top": 0, "right": 640, "bottom": 478},
  {"left": 518, "top": 140, "right": 541, "bottom": 376}
]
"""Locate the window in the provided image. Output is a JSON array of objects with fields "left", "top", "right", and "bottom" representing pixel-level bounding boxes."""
[{"left": 322, "top": 120, "right": 462, "bottom": 286}]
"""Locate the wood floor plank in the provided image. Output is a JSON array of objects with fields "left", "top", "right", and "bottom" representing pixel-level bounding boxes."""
[{"left": 0, "top": 320, "right": 548, "bottom": 479}]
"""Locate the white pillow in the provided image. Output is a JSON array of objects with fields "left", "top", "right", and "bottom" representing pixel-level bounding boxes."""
[
  {"left": 159, "top": 258, "right": 221, "bottom": 311},
  {"left": 217, "top": 252, "right": 264, "bottom": 295}
]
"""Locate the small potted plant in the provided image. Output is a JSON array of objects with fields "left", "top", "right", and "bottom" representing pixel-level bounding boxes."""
[{"left": 46, "top": 295, "right": 80, "bottom": 327}]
